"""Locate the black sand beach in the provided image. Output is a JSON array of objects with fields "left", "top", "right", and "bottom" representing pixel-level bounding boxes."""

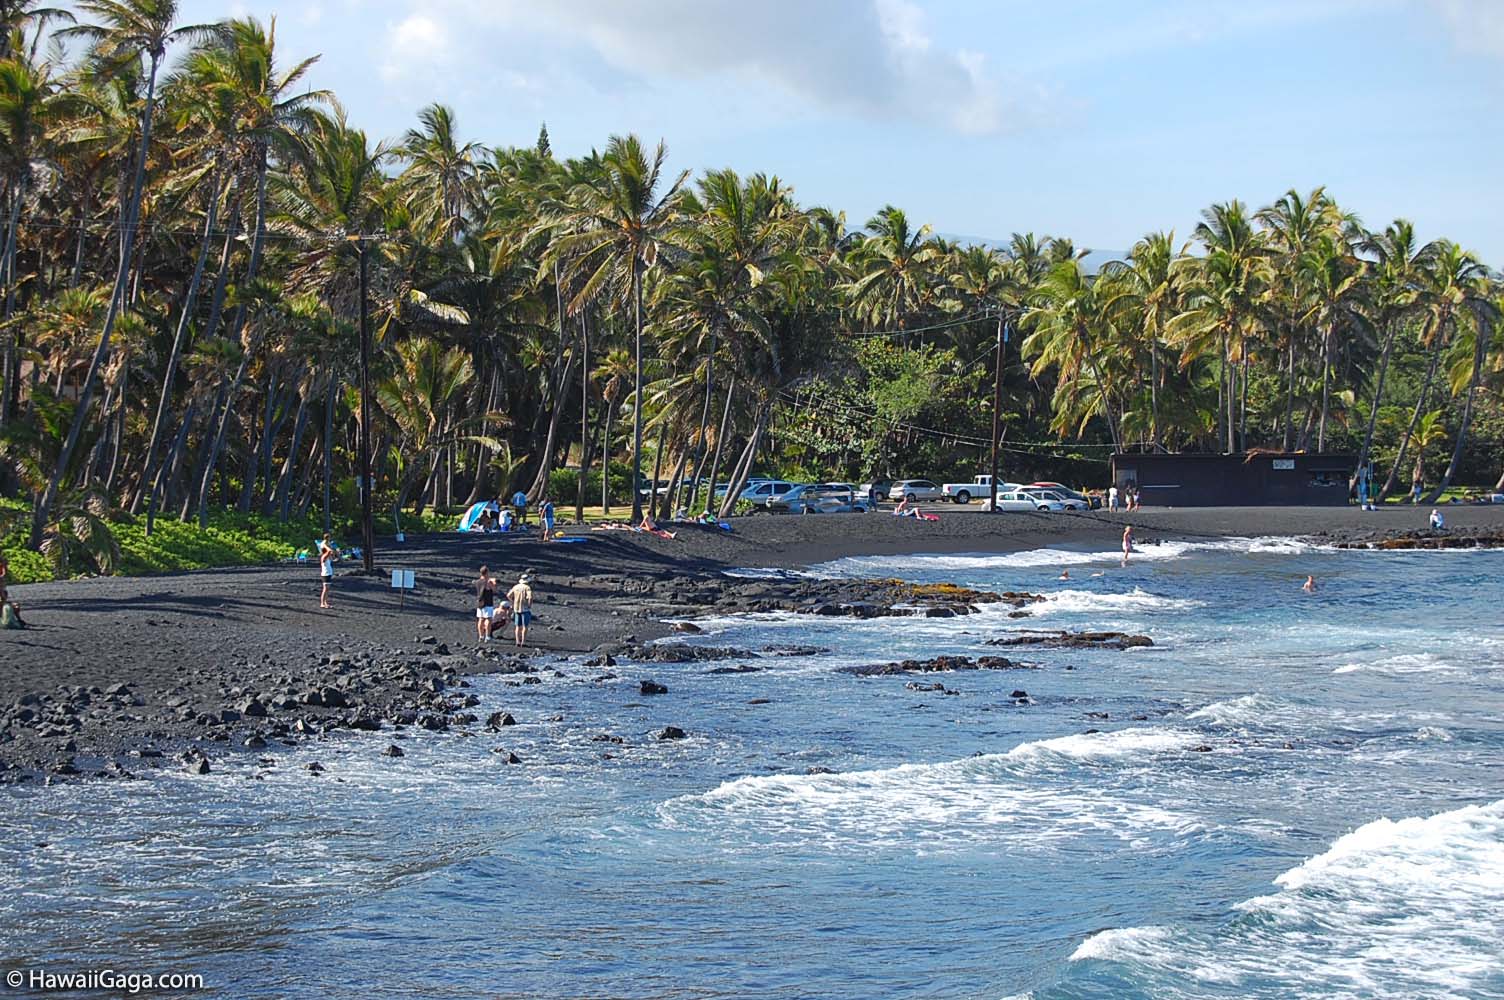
[{"left": 3, "top": 504, "right": 1501, "bottom": 783}]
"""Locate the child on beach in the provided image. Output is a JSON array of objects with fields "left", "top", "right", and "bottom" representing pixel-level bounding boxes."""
[
  {"left": 317, "top": 534, "right": 336, "bottom": 609},
  {"left": 1429, "top": 508, "right": 1445, "bottom": 530},
  {"left": 1121, "top": 525, "right": 1134, "bottom": 563}
]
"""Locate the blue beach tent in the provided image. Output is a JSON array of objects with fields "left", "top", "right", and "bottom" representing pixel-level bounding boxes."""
[{"left": 459, "top": 500, "right": 500, "bottom": 532}]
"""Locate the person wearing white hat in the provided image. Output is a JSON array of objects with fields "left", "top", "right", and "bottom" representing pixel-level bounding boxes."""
[{"left": 507, "top": 573, "right": 534, "bottom": 647}]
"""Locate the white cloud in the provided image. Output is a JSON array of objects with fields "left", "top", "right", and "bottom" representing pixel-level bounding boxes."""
[
  {"left": 380, "top": 12, "right": 451, "bottom": 82},
  {"left": 1431, "top": 0, "right": 1504, "bottom": 54},
  {"left": 455, "top": 0, "right": 1018, "bottom": 134}
]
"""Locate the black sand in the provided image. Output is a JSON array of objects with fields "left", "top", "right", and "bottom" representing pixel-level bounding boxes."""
[{"left": 3, "top": 504, "right": 1501, "bottom": 782}]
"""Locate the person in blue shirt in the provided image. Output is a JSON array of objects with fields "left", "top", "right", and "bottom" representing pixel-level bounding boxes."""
[
  {"left": 511, "top": 489, "right": 528, "bottom": 526},
  {"left": 540, "top": 498, "right": 556, "bottom": 540}
]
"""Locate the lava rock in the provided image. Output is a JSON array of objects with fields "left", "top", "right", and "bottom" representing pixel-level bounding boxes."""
[
  {"left": 639, "top": 680, "right": 668, "bottom": 696},
  {"left": 657, "top": 726, "right": 687, "bottom": 741}
]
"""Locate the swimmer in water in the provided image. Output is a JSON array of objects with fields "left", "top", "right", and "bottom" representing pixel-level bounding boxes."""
[
  {"left": 1302, "top": 575, "right": 1316, "bottom": 593},
  {"left": 1058, "top": 570, "right": 1070, "bottom": 581}
]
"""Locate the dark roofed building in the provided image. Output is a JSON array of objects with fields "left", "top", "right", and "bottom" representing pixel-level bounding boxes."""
[{"left": 1110, "top": 452, "right": 1356, "bottom": 507}]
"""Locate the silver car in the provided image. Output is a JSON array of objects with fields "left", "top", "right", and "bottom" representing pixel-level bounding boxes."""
[
  {"left": 767, "top": 483, "right": 869, "bottom": 514},
  {"left": 892, "top": 479, "right": 943, "bottom": 503},
  {"left": 996, "top": 490, "right": 1066, "bottom": 512},
  {"left": 1023, "top": 488, "right": 1087, "bottom": 511}
]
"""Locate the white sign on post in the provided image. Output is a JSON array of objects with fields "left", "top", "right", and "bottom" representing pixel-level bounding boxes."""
[{"left": 390, "top": 569, "right": 416, "bottom": 607}]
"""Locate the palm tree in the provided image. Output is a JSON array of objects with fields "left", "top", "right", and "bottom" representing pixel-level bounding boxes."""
[
  {"left": 398, "top": 103, "right": 481, "bottom": 240},
  {"left": 1257, "top": 188, "right": 1344, "bottom": 450},
  {"left": 0, "top": 48, "right": 67, "bottom": 422},
  {"left": 1100, "top": 232, "right": 1187, "bottom": 449},
  {"left": 34, "top": 0, "right": 219, "bottom": 543},
  {"left": 841, "top": 204, "right": 942, "bottom": 343},
  {"left": 1298, "top": 233, "right": 1370, "bottom": 451},
  {"left": 1354, "top": 220, "right": 1432, "bottom": 482},
  {"left": 1428, "top": 285, "right": 1500, "bottom": 500},
  {"left": 1168, "top": 201, "right": 1271, "bottom": 452},
  {"left": 1021, "top": 259, "right": 1122, "bottom": 449},
  {"left": 1380, "top": 242, "right": 1490, "bottom": 499},
  {"left": 544, "top": 134, "right": 687, "bottom": 522}
]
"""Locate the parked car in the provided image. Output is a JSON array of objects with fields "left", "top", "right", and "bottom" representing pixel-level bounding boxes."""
[
  {"left": 942, "top": 474, "right": 1021, "bottom": 504},
  {"left": 857, "top": 478, "right": 895, "bottom": 502},
  {"left": 891, "top": 479, "right": 944, "bottom": 503},
  {"left": 996, "top": 490, "right": 1066, "bottom": 512},
  {"left": 737, "top": 480, "right": 797, "bottom": 507},
  {"left": 1023, "top": 487, "right": 1087, "bottom": 511},
  {"left": 1028, "top": 482, "right": 1100, "bottom": 509},
  {"left": 767, "top": 483, "right": 869, "bottom": 514},
  {"left": 714, "top": 477, "right": 770, "bottom": 498}
]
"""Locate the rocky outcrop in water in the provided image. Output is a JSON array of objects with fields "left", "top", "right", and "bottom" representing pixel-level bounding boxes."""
[
  {"left": 1326, "top": 526, "right": 1504, "bottom": 550},
  {"left": 840, "top": 655, "right": 1030, "bottom": 676},
  {"left": 986, "top": 630, "right": 1154, "bottom": 650}
]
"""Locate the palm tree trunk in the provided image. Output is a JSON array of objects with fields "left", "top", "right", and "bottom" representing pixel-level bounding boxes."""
[
  {"left": 33, "top": 51, "right": 164, "bottom": 545},
  {"left": 0, "top": 184, "right": 23, "bottom": 426},
  {"left": 703, "top": 378, "right": 735, "bottom": 514},
  {"left": 144, "top": 399, "right": 195, "bottom": 537},
  {"left": 685, "top": 341, "right": 715, "bottom": 512},
  {"left": 272, "top": 385, "right": 310, "bottom": 518},
  {"left": 1356, "top": 320, "right": 1398, "bottom": 480},
  {"left": 1381, "top": 338, "right": 1443, "bottom": 499},
  {"left": 647, "top": 417, "right": 668, "bottom": 517},
  {"left": 134, "top": 168, "right": 221, "bottom": 512},
  {"left": 718, "top": 399, "right": 772, "bottom": 519},
  {"left": 630, "top": 264, "right": 646, "bottom": 523},
  {"left": 1283, "top": 335, "right": 1296, "bottom": 451},
  {"left": 197, "top": 346, "right": 255, "bottom": 526},
  {"left": 1427, "top": 319, "right": 1492, "bottom": 502},
  {"left": 574, "top": 314, "right": 591, "bottom": 520},
  {"left": 660, "top": 446, "right": 689, "bottom": 521},
  {"left": 601, "top": 399, "right": 615, "bottom": 514},
  {"left": 526, "top": 352, "right": 577, "bottom": 500},
  {"left": 1317, "top": 323, "right": 1332, "bottom": 452},
  {"left": 322, "top": 372, "right": 335, "bottom": 534}
]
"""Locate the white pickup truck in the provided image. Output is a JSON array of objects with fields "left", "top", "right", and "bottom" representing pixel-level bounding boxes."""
[{"left": 941, "top": 474, "right": 1019, "bottom": 504}]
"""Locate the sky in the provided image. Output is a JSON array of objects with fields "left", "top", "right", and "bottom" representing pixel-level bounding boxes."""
[{"left": 179, "top": 0, "right": 1504, "bottom": 262}]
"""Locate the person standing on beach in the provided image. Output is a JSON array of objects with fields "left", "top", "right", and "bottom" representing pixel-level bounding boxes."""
[
  {"left": 318, "top": 534, "right": 336, "bottom": 609},
  {"left": 1121, "top": 525, "right": 1134, "bottom": 563},
  {"left": 475, "top": 565, "right": 498, "bottom": 642},
  {"left": 0, "top": 555, "right": 23, "bottom": 628},
  {"left": 507, "top": 573, "right": 534, "bottom": 647},
  {"left": 540, "top": 498, "right": 556, "bottom": 540},
  {"left": 1108, "top": 485, "right": 1119, "bottom": 512},
  {"left": 512, "top": 489, "right": 528, "bottom": 526}
]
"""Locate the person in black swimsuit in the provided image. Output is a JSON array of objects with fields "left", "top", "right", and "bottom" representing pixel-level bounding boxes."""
[{"left": 475, "top": 565, "right": 498, "bottom": 642}]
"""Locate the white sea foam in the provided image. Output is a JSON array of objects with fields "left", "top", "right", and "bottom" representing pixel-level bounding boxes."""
[
  {"left": 1030, "top": 587, "right": 1204, "bottom": 616},
  {"left": 1069, "top": 925, "right": 1174, "bottom": 962},
  {"left": 658, "top": 748, "right": 1201, "bottom": 852},
  {"left": 1187, "top": 693, "right": 1288, "bottom": 728},
  {"left": 1333, "top": 652, "right": 1452, "bottom": 676},
  {"left": 1069, "top": 799, "right": 1504, "bottom": 997},
  {"left": 812, "top": 536, "right": 1326, "bottom": 579},
  {"left": 1004, "top": 727, "right": 1200, "bottom": 765}
]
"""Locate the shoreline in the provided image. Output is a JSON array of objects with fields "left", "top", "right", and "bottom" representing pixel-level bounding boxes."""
[{"left": 3, "top": 504, "right": 1502, "bottom": 784}]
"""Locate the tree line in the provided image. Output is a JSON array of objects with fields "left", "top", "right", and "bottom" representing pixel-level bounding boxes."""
[{"left": 1, "top": 1, "right": 1500, "bottom": 570}]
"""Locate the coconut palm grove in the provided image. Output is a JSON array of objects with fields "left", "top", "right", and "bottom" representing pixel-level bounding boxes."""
[{"left": 1, "top": 2, "right": 1501, "bottom": 578}]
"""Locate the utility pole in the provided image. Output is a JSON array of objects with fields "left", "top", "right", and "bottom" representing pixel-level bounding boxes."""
[
  {"left": 349, "top": 234, "right": 375, "bottom": 573},
  {"left": 989, "top": 311, "right": 1005, "bottom": 513}
]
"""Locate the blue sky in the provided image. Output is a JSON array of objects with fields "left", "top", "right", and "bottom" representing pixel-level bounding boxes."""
[{"left": 185, "top": 0, "right": 1504, "bottom": 262}]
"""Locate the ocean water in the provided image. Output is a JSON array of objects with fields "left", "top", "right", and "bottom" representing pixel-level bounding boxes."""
[{"left": 2, "top": 539, "right": 1502, "bottom": 999}]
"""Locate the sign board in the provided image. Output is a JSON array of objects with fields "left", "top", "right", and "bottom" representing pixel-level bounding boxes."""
[
  {"left": 1272, "top": 459, "right": 1295, "bottom": 470},
  {"left": 390, "top": 569, "right": 415, "bottom": 589}
]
